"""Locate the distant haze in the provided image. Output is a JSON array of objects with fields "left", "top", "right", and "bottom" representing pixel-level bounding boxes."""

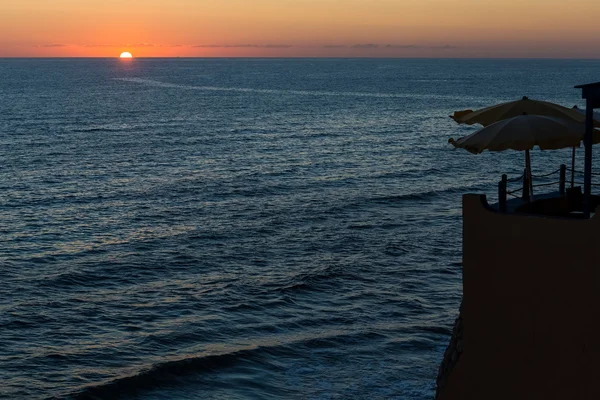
[{"left": 2, "top": 0, "right": 600, "bottom": 58}]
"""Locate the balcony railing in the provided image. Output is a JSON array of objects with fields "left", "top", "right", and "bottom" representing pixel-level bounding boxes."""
[{"left": 498, "top": 165, "right": 566, "bottom": 212}]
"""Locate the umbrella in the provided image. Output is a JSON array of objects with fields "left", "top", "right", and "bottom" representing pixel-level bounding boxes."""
[
  {"left": 451, "top": 96, "right": 594, "bottom": 127},
  {"left": 449, "top": 114, "right": 598, "bottom": 198},
  {"left": 572, "top": 105, "right": 600, "bottom": 123},
  {"left": 450, "top": 109, "right": 473, "bottom": 122},
  {"left": 449, "top": 115, "right": 590, "bottom": 153}
]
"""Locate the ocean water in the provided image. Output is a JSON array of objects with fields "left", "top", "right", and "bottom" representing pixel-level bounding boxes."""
[{"left": 1, "top": 58, "right": 599, "bottom": 399}]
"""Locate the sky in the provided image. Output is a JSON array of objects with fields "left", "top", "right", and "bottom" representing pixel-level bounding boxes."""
[{"left": 2, "top": 0, "right": 600, "bottom": 58}]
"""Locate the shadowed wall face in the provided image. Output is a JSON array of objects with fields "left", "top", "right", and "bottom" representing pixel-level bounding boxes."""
[{"left": 438, "top": 195, "right": 600, "bottom": 400}]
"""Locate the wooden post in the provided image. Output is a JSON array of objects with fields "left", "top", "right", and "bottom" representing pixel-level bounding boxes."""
[
  {"left": 584, "top": 103, "right": 594, "bottom": 218},
  {"left": 559, "top": 164, "right": 566, "bottom": 195},
  {"left": 571, "top": 147, "right": 576, "bottom": 188},
  {"left": 522, "top": 168, "right": 530, "bottom": 202},
  {"left": 525, "top": 149, "right": 533, "bottom": 197},
  {"left": 499, "top": 174, "right": 507, "bottom": 212},
  {"left": 574, "top": 81, "right": 600, "bottom": 216}
]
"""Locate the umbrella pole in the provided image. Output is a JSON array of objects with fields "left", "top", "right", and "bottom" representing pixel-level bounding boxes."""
[
  {"left": 571, "top": 147, "right": 576, "bottom": 188},
  {"left": 525, "top": 149, "right": 533, "bottom": 199}
]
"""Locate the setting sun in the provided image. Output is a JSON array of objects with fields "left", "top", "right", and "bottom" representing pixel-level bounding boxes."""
[{"left": 119, "top": 52, "right": 133, "bottom": 59}]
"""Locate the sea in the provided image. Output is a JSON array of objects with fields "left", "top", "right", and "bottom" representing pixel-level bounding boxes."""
[{"left": 1, "top": 58, "right": 599, "bottom": 399}]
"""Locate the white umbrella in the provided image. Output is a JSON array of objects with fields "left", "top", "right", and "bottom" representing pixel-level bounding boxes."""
[{"left": 449, "top": 115, "right": 589, "bottom": 153}]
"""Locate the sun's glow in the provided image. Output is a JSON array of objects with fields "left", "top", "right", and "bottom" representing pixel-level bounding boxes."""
[{"left": 119, "top": 52, "right": 133, "bottom": 59}]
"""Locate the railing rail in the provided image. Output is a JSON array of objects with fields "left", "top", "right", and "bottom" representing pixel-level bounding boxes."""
[
  {"left": 498, "top": 164, "right": 567, "bottom": 212},
  {"left": 566, "top": 168, "right": 600, "bottom": 177},
  {"left": 531, "top": 167, "right": 562, "bottom": 178},
  {"left": 506, "top": 174, "right": 525, "bottom": 183}
]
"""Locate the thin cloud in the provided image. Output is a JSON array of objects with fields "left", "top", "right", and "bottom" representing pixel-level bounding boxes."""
[
  {"left": 34, "top": 43, "right": 67, "bottom": 48},
  {"left": 333, "top": 43, "right": 459, "bottom": 50},
  {"left": 83, "top": 43, "right": 181, "bottom": 48},
  {"left": 385, "top": 44, "right": 420, "bottom": 49},
  {"left": 128, "top": 43, "right": 154, "bottom": 47},
  {"left": 385, "top": 44, "right": 457, "bottom": 49},
  {"left": 77, "top": 42, "right": 456, "bottom": 50},
  {"left": 430, "top": 44, "right": 457, "bottom": 49},
  {"left": 193, "top": 44, "right": 257, "bottom": 48},
  {"left": 127, "top": 43, "right": 184, "bottom": 48},
  {"left": 351, "top": 44, "right": 379, "bottom": 49},
  {"left": 193, "top": 44, "right": 293, "bottom": 48}
]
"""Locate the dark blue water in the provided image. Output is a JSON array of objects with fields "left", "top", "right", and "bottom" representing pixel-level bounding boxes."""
[{"left": 1, "top": 58, "right": 599, "bottom": 399}]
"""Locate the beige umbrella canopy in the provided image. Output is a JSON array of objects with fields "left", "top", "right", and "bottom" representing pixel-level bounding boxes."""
[
  {"left": 449, "top": 109, "right": 473, "bottom": 122},
  {"left": 449, "top": 114, "right": 600, "bottom": 197},
  {"left": 450, "top": 96, "right": 595, "bottom": 127},
  {"left": 448, "top": 114, "right": 593, "bottom": 154},
  {"left": 572, "top": 105, "right": 600, "bottom": 123}
]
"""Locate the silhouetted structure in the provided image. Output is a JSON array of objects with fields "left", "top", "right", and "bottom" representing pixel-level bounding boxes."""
[{"left": 436, "top": 82, "right": 600, "bottom": 399}]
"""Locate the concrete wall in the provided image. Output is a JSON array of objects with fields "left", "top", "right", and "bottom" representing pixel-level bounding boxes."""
[{"left": 438, "top": 194, "right": 600, "bottom": 400}]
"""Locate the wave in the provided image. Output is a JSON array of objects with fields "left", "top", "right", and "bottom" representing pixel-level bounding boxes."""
[
  {"left": 275, "top": 265, "right": 364, "bottom": 294},
  {"left": 65, "top": 326, "right": 400, "bottom": 400},
  {"left": 321, "top": 183, "right": 479, "bottom": 217},
  {"left": 71, "top": 127, "right": 126, "bottom": 133},
  {"left": 115, "top": 77, "right": 465, "bottom": 100},
  {"left": 366, "top": 182, "right": 492, "bottom": 205},
  {"left": 67, "top": 346, "right": 260, "bottom": 399}
]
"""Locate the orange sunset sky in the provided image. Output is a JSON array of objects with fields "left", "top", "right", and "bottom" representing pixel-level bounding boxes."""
[{"left": 2, "top": 0, "right": 600, "bottom": 58}]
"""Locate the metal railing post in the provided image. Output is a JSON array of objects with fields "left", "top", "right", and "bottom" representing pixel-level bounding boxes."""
[
  {"left": 571, "top": 147, "right": 576, "bottom": 188},
  {"left": 522, "top": 168, "right": 530, "bottom": 201},
  {"left": 499, "top": 174, "right": 507, "bottom": 212},
  {"left": 559, "top": 164, "right": 566, "bottom": 195}
]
